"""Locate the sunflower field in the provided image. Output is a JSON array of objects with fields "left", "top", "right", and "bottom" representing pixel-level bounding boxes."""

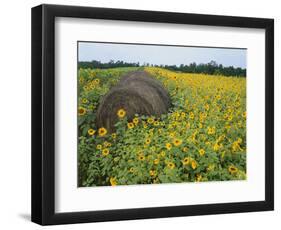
[{"left": 78, "top": 67, "right": 246, "bottom": 187}]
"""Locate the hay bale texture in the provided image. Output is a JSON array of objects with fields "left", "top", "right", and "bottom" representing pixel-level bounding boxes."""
[{"left": 96, "top": 70, "right": 171, "bottom": 133}]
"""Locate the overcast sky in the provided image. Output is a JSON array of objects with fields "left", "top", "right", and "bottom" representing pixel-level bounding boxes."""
[{"left": 78, "top": 42, "right": 246, "bottom": 68}]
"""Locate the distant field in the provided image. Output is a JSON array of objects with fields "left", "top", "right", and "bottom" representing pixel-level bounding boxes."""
[{"left": 78, "top": 67, "right": 246, "bottom": 186}]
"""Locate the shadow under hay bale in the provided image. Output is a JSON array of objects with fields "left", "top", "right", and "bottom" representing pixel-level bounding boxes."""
[{"left": 96, "top": 70, "right": 171, "bottom": 133}]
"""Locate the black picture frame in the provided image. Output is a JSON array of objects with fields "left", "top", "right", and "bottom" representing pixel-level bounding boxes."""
[{"left": 31, "top": 4, "right": 274, "bottom": 225}]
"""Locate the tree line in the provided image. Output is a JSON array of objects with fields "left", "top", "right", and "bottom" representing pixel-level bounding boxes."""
[{"left": 78, "top": 60, "right": 246, "bottom": 77}]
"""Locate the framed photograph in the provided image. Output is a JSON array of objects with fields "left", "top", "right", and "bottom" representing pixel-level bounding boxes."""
[{"left": 31, "top": 4, "right": 274, "bottom": 225}]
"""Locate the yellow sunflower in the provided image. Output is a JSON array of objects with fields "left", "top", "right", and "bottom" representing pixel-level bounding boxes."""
[
  {"left": 228, "top": 165, "right": 238, "bottom": 174},
  {"left": 138, "top": 153, "right": 145, "bottom": 161},
  {"left": 153, "top": 121, "right": 160, "bottom": 126},
  {"left": 127, "top": 122, "right": 134, "bottom": 129},
  {"left": 196, "top": 174, "right": 202, "bottom": 182},
  {"left": 109, "top": 177, "right": 117, "bottom": 186},
  {"left": 94, "top": 78, "right": 100, "bottom": 84},
  {"left": 145, "top": 138, "right": 151, "bottom": 145},
  {"left": 149, "top": 170, "right": 157, "bottom": 177},
  {"left": 182, "top": 147, "right": 188, "bottom": 152},
  {"left": 102, "top": 148, "right": 109, "bottom": 156},
  {"left": 213, "top": 143, "right": 220, "bottom": 151},
  {"left": 228, "top": 115, "right": 233, "bottom": 121},
  {"left": 78, "top": 107, "right": 86, "bottom": 116},
  {"left": 153, "top": 158, "right": 160, "bottom": 165},
  {"left": 103, "top": 141, "right": 111, "bottom": 147},
  {"left": 207, "top": 126, "right": 216, "bottom": 135},
  {"left": 167, "top": 162, "right": 175, "bottom": 169},
  {"left": 182, "top": 157, "right": 190, "bottom": 166},
  {"left": 191, "top": 160, "right": 197, "bottom": 170},
  {"left": 216, "top": 94, "right": 221, "bottom": 100},
  {"left": 147, "top": 117, "right": 154, "bottom": 124},
  {"left": 98, "top": 127, "right": 107, "bottom": 137},
  {"left": 199, "top": 149, "right": 205, "bottom": 156},
  {"left": 82, "top": 98, "right": 88, "bottom": 104},
  {"left": 173, "top": 138, "right": 182, "bottom": 147},
  {"left": 165, "top": 143, "right": 172, "bottom": 150},
  {"left": 133, "top": 117, "right": 139, "bottom": 125},
  {"left": 204, "top": 104, "right": 210, "bottom": 111},
  {"left": 88, "top": 128, "right": 95, "bottom": 136},
  {"left": 117, "top": 108, "right": 126, "bottom": 118},
  {"left": 207, "top": 164, "right": 215, "bottom": 172},
  {"left": 232, "top": 141, "right": 242, "bottom": 152},
  {"left": 169, "top": 132, "right": 175, "bottom": 138},
  {"left": 189, "top": 112, "right": 195, "bottom": 119}
]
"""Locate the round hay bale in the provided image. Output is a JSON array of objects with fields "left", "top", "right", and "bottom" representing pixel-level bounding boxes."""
[
  {"left": 96, "top": 71, "right": 171, "bottom": 133},
  {"left": 117, "top": 71, "right": 171, "bottom": 110}
]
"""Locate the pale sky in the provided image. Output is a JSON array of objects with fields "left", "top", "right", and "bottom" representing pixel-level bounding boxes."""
[{"left": 78, "top": 42, "right": 246, "bottom": 68}]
